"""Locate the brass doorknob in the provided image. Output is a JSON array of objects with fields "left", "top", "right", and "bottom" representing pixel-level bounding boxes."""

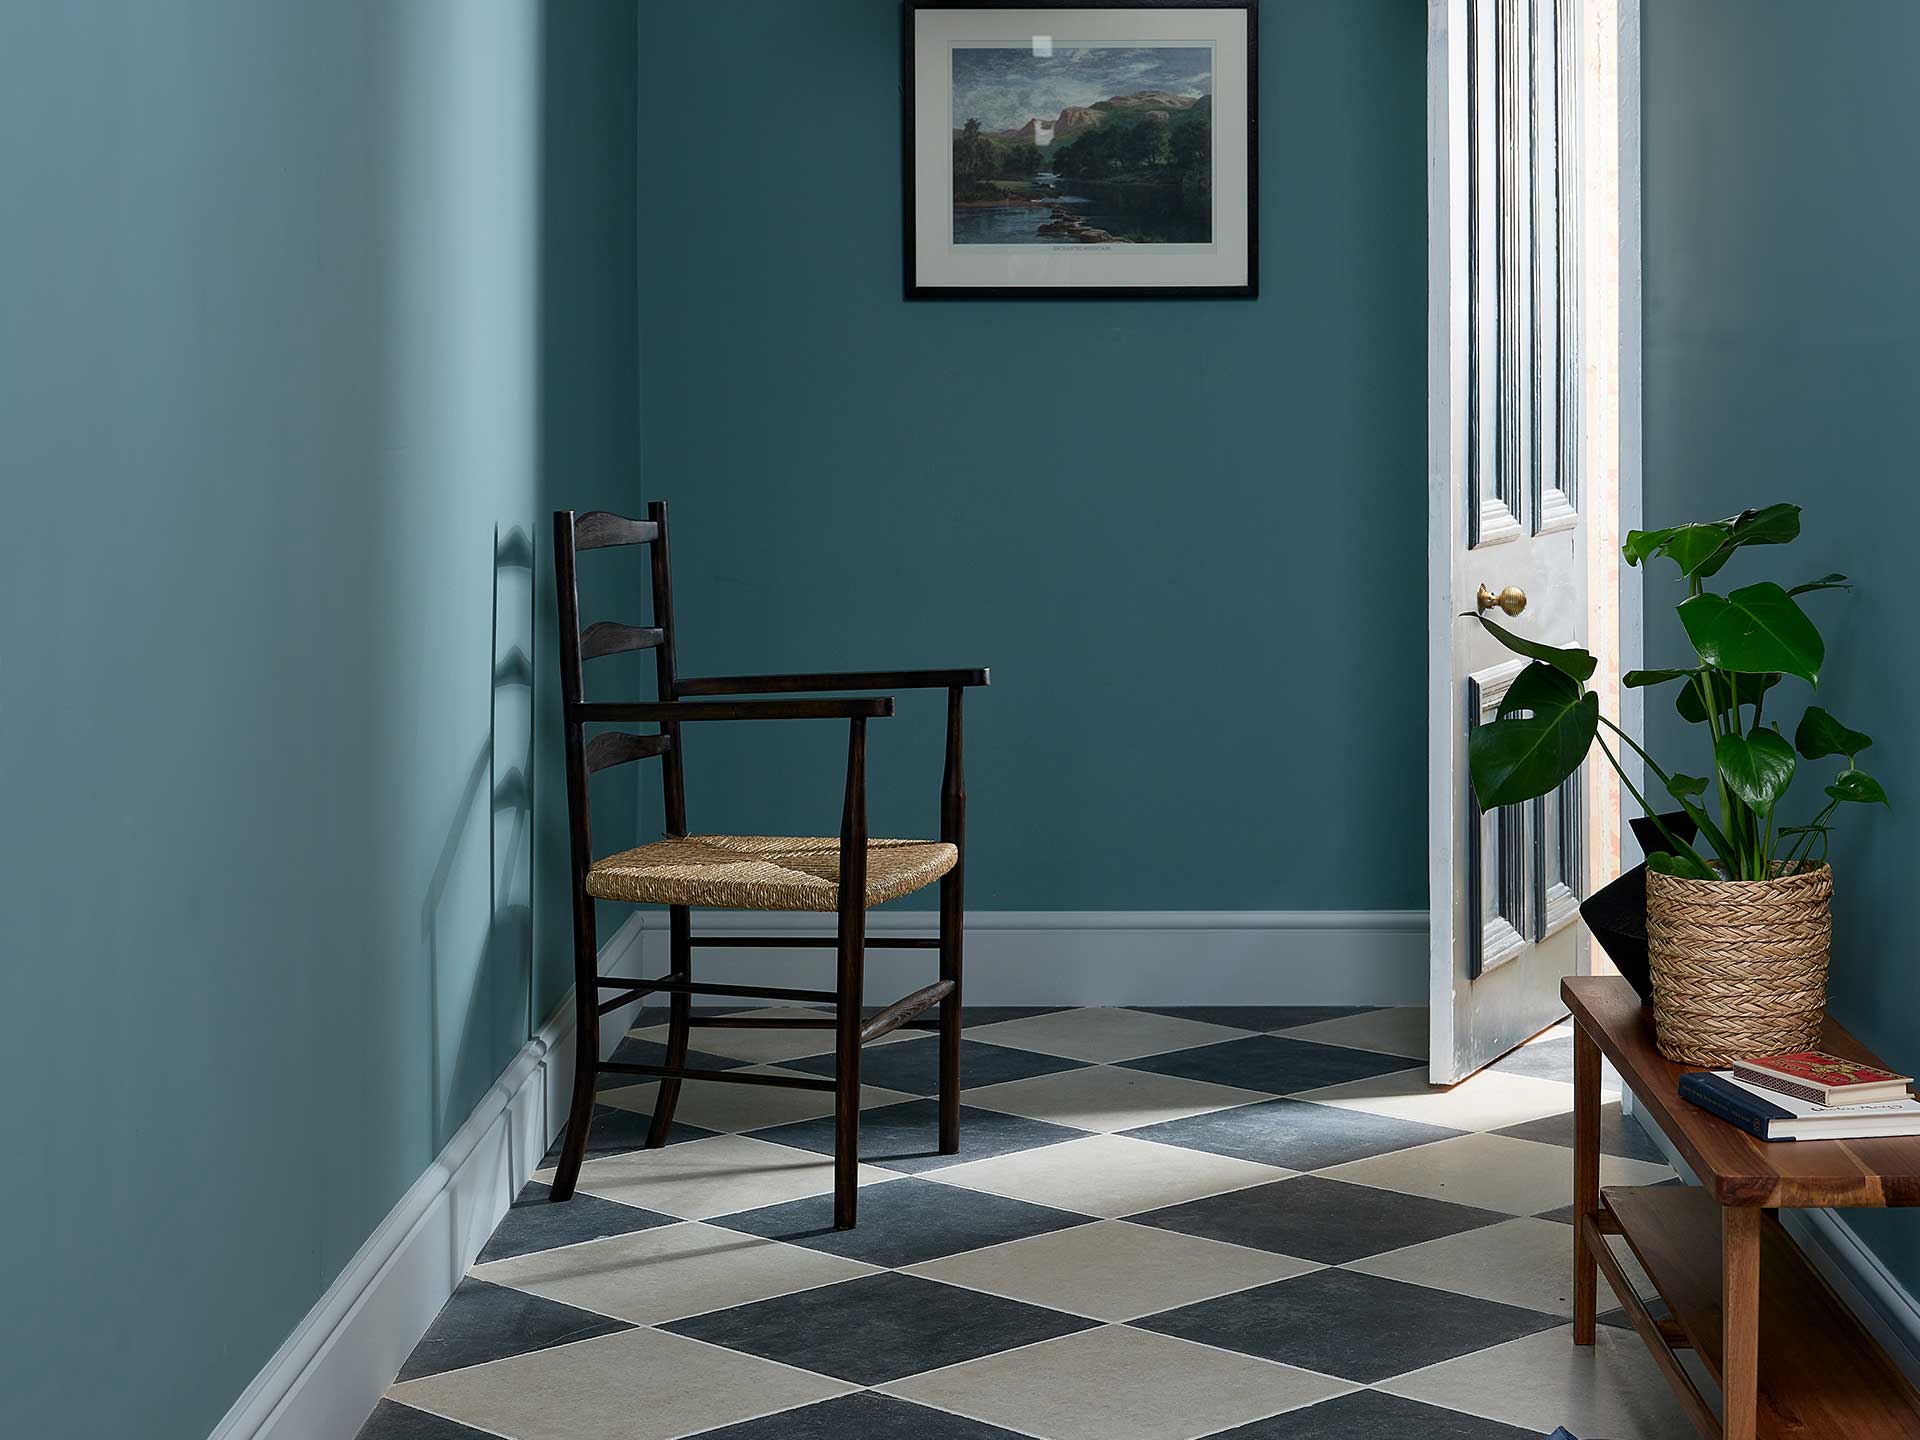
[{"left": 1477, "top": 583, "right": 1527, "bottom": 617}]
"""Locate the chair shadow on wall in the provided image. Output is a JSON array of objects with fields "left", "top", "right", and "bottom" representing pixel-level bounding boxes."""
[{"left": 421, "top": 524, "right": 535, "bottom": 1153}]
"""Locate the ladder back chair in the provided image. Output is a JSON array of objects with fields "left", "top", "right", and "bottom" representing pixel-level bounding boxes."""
[{"left": 550, "top": 504, "right": 988, "bottom": 1229}]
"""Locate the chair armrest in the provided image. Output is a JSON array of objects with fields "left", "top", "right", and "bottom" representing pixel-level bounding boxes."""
[
  {"left": 571, "top": 697, "right": 893, "bottom": 723},
  {"left": 676, "top": 667, "right": 990, "bottom": 697}
]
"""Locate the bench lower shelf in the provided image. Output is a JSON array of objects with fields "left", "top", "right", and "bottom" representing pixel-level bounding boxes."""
[{"left": 1596, "top": 1184, "right": 1920, "bottom": 1439}]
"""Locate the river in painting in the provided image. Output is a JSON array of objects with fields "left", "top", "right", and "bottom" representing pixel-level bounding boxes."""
[{"left": 952, "top": 172, "right": 1210, "bottom": 245}]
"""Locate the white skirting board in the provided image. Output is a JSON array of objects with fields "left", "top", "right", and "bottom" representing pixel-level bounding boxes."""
[
  {"left": 632, "top": 909, "right": 1430, "bottom": 1007},
  {"left": 1628, "top": 1088, "right": 1920, "bottom": 1389},
  {"left": 207, "top": 915, "right": 652, "bottom": 1440}
]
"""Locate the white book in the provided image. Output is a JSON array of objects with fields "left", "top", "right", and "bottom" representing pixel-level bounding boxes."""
[{"left": 1720, "top": 1071, "right": 1920, "bottom": 1139}]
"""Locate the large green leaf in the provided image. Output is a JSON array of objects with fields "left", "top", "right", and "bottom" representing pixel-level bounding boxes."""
[
  {"left": 1466, "top": 615, "right": 1598, "bottom": 683},
  {"left": 1694, "top": 504, "right": 1802, "bottom": 578},
  {"left": 1677, "top": 582, "right": 1824, "bottom": 683},
  {"left": 1788, "top": 572, "right": 1851, "bottom": 597},
  {"left": 1468, "top": 671, "right": 1598, "bottom": 810},
  {"left": 1623, "top": 668, "right": 1697, "bottom": 689},
  {"left": 1675, "top": 670, "right": 1780, "bottom": 725},
  {"left": 1622, "top": 527, "right": 1676, "bottom": 568},
  {"left": 1795, "top": 706, "right": 1872, "bottom": 760},
  {"left": 1715, "top": 727, "right": 1797, "bottom": 812},
  {"left": 1666, "top": 773, "right": 1710, "bottom": 799},
  {"left": 1648, "top": 848, "right": 1717, "bottom": 880},
  {"left": 1827, "top": 770, "right": 1891, "bottom": 808}
]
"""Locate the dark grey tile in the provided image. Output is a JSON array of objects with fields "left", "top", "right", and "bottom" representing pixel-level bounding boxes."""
[
  {"left": 662, "top": 1271, "right": 1098, "bottom": 1386},
  {"left": 1122, "top": 1097, "right": 1465, "bottom": 1171},
  {"left": 1494, "top": 1101, "right": 1669, "bottom": 1164},
  {"left": 782, "top": 1036, "right": 1087, "bottom": 1095},
  {"left": 685, "top": 1391, "right": 1030, "bottom": 1439},
  {"left": 1133, "top": 1005, "right": 1379, "bottom": 1032},
  {"left": 747, "top": 1099, "right": 1090, "bottom": 1174},
  {"left": 393, "top": 1278, "right": 630, "bottom": 1382},
  {"left": 598, "top": 1033, "right": 745, "bottom": 1087},
  {"left": 1536, "top": 1175, "right": 1685, "bottom": 1226},
  {"left": 1135, "top": 1268, "right": 1560, "bottom": 1383},
  {"left": 713, "top": 1175, "right": 1092, "bottom": 1268},
  {"left": 475, "top": 1181, "right": 677, "bottom": 1264},
  {"left": 539, "top": 1104, "right": 714, "bottom": 1167},
  {"left": 1490, "top": 1035, "right": 1576, "bottom": 1083},
  {"left": 1204, "top": 1389, "right": 1541, "bottom": 1439},
  {"left": 1131, "top": 1176, "right": 1508, "bottom": 1264},
  {"left": 355, "top": 1399, "right": 500, "bottom": 1440},
  {"left": 1119, "top": 1035, "right": 1422, "bottom": 1095}
]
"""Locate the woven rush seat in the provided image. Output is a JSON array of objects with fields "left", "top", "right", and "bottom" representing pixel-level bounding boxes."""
[{"left": 585, "top": 834, "right": 957, "bottom": 911}]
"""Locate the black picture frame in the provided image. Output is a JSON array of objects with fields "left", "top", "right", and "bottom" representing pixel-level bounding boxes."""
[{"left": 903, "top": 0, "right": 1259, "bottom": 300}]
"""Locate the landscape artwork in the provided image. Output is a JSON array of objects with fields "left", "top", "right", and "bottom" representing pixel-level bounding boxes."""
[{"left": 949, "top": 45, "right": 1214, "bottom": 247}]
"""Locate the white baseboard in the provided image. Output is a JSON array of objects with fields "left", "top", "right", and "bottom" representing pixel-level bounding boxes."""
[
  {"left": 633, "top": 909, "right": 1429, "bottom": 1007},
  {"left": 208, "top": 914, "right": 650, "bottom": 1440},
  {"left": 1627, "top": 1087, "right": 1920, "bottom": 1389}
]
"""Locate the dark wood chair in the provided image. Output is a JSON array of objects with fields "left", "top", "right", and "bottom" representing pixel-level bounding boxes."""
[{"left": 548, "top": 504, "right": 988, "bottom": 1228}]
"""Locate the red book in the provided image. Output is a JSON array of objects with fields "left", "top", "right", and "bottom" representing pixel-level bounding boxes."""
[{"left": 1732, "top": 1051, "right": 1913, "bottom": 1107}]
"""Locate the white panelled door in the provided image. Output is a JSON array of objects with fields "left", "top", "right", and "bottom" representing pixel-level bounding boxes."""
[{"left": 1427, "top": 0, "right": 1591, "bottom": 1083}]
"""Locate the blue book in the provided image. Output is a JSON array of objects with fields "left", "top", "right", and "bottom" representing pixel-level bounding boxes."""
[
  {"left": 1544, "top": 1430, "right": 1580, "bottom": 1440},
  {"left": 1679, "top": 1069, "right": 1920, "bottom": 1141}
]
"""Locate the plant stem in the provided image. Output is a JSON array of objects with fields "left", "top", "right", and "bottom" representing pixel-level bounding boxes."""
[{"left": 1593, "top": 734, "right": 1706, "bottom": 868}]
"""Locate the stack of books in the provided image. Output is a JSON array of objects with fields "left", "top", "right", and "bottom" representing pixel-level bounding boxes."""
[{"left": 1679, "top": 1050, "right": 1920, "bottom": 1141}]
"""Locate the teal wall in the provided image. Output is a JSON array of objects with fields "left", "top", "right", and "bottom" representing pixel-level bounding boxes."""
[
  {"left": 0, "top": 4, "right": 635, "bottom": 1436},
  {"left": 633, "top": 0, "right": 1428, "bottom": 910},
  {"left": 1644, "top": 1, "right": 1920, "bottom": 1293}
]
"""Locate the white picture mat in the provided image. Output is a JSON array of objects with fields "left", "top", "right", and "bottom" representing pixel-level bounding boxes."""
[{"left": 913, "top": 7, "right": 1251, "bottom": 290}]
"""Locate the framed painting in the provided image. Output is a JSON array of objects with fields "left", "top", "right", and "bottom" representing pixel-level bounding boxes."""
[{"left": 904, "top": 1, "right": 1258, "bottom": 299}]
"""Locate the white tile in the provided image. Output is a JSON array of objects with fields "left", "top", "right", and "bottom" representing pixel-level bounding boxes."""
[
  {"left": 965, "top": 1007, "right": 1255, "bottom": 1063},
  {"left": 391, "top": 1327, "right": 855, "bottom": 1440},
  {"left": 926, "top": 1134, "right": 1291, "bottom": 1219},
  {"left": 1381, "top": 1323, "right": 1698, "bottom": 1440},
  {"left": 627, "top": 1007, "right": 913, "bottom": 1065},
  {"left": 536, "top": 1133, "right": 900, "bottom": 1220},
  {"left": 906, "top": 1219, "right": 1319, "bottom": 1321},
  {"left": 882, "top": 1324, "right": 1354, "bottom": 1440},
  {"left": 963, "top": 1064, "right": 1265, "bottom": 1133},
  {"left": 598, "top": 1068, "right": 913, "bottom": 1132},
  {"left": 1345, "top": 1216, "right": 1658, "bottom": 1317},
  {"left": 472, "top": 1221, "right": 876, "bottom": 1325},
  {"left": 1276, "top": 1006, "right": 1429, "bottom": 1058},
  {"left": 1294, "top": 1064, "right": 1578, "bottom": 1132},
  {"left": 1316, "top": 1133, "right": 1675, "bottom": 1216}
]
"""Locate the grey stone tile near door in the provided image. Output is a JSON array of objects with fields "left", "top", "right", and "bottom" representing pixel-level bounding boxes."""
[
  {"left": 475, "top": 1181, "right": 676, "bottom": 1264},
  {"left": 1130, "top": 1005, "right": 1378, "bottom": 1032},
  {"left": 1121, "top": 1095, "right": 1465, "bottom": 1170},
  {"left": 1494, "top": 1099, "right": 1669, "bottom": 1163},
  {"left": 1202, "top": 1389, "right": 1542, "bottom": 1439},
  {"left": 661, "top": 1270, "right": 1100, "bottom": 1387},
  {"left": 1135, "top": 1268, "right": 1562, "bottom": 1383},
  {"left": 746, "top": 1099, "right": 1091, "bottom": 1174},
  {"left": 394, "top": 1278, "right": 631, "bottom": 1382},
  {"left": 1119, "top": 1035, "right": 1423, "bottom": 1094},
  {"left": 539, "top": 1103, "right": 714, "bottom": 1166},
  {"left": 683, "top": 1391, "right": 1032, "bottom": 1439},
  {"left": 1130, "top": 1175, "right": 1509, "bottom": 1264},
  {"left": 711, "top": 1174, "right": 1095, "bottom": 1268}
]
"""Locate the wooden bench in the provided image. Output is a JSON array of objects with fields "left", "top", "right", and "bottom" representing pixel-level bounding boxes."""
[{"left": 1564, "top": 975, "right": 1920, "bottom": 1440}]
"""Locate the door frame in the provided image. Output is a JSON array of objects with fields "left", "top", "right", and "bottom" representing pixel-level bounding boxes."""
[{"left": 1425, "top": 0, "right": 1643, "bottom": 1083}]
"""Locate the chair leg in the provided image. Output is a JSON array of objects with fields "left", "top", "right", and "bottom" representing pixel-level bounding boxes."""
[
  {"left": 549, "top": 921, "right": 602, "bottom": 1201},
  {"left": 646, "top": 905, "right": 692, "bottom": 1148},
  {"left": 834, "top": 905, "right": 867, "bottom": 1230},
  {"left": 938, "top": 867, "right": 963, "bottom": 1154}
]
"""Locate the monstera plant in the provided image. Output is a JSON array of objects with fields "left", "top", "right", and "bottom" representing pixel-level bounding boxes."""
[{"left": 1465, "top": 503, "right": 1887, "bottom": 880}]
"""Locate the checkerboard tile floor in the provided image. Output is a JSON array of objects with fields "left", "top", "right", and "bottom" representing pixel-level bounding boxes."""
[{"left": 360, "top": 1007, "right": 1695, "bottom": 1440}]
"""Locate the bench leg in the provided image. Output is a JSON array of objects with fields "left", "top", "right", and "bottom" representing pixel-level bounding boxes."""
[
  {"left": 1572, "top": 1022, "right": 1601, "bottom": 1345},
  {"left": 1722, "top": 1205, "right": 1760, "bottom": 1440}
]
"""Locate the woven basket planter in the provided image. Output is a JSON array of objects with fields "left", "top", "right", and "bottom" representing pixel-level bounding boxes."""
[{"left": 1643, "top": 862, "right": 1832, "bottom": 1066}]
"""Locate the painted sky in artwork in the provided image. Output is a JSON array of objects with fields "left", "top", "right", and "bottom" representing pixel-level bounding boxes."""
[{"left": 951, "top": 45, "right": 1212, "bottom": 132}]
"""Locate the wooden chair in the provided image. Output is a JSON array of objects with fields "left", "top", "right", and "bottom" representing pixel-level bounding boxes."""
[{"left": 548, "top": 504, "right": 988, "bottom": 1229}]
